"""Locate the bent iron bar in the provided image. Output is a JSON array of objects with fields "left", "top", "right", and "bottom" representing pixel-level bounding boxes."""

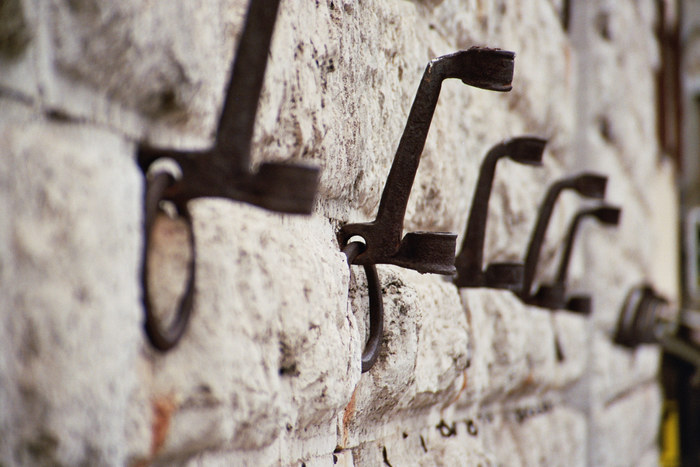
[
  {"left": 138, "top": 0, "right": 320, "bottom": 351},
  {"left": 337, "top": 47, "right": 515, "bottom": 372},
  {"left": 339, "top": 48, "right": 515, "bottom": 276},
  {"left": 519, "top": 173, "right": 608, "bottom": 302},
  {"left": 453, "top": 137, "right": 546, "bottom": 290},
  {"left": 530, "top": 205, "right": 621, "bottom": 313}
]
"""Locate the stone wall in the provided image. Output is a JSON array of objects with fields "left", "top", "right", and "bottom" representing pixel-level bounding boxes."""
[{"left": 0, "top": 0, "right": 677, "bottom": 465}]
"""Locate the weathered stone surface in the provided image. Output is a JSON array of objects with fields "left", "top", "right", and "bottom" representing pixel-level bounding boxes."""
[
  {"left": 589, "top": 329, "right": 660, "bottom": 406},
  {"left": 550, "top": 311, "right": 589, "bottom": 388},
  {"left": 0, "top": 119, "right": 142, "bottom": 466},
  {"left": 457, "top": 290, "right": 557, "bottom": 405},
  {"left": 589, "top": 383, "right": 662, "bottom": 467},
  {"left": 0, "top": 0, "right": 674, "bottom": 465},
  {"left": 340, "top": 269, "right": 468, "bottom": 446},
  {"left": 141, "top": 200, "right": 354, "bottom": 460},
  {"left": 351, "top": 425, "right": 494, "bottom": 467},
  {"left": 478, "top": 401, "right": 586, "bottom": 467}
]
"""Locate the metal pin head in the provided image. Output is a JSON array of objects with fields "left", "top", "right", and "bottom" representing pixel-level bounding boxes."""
[
  {"left": 588, "top": 205, "right": 621, "bottom": 225},
  {"left": 571, "top": 173, "right": 607, "bottom": 199},
  {"left": 449, "top": 47, "right": 515, "bottom": 92},
  {"left": 504, "top": 137, "right": 547, "bottom": 166}
]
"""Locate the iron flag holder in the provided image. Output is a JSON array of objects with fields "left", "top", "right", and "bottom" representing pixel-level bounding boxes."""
[
  {"left": 338, "top": 47, "right": 515, "bottom": 372},
  {"left": 518, "top": 173, "right": 608, "bottom": 303},
  {"left": 138, "top": 0, "right": 320, "bottom": 351},
  {"left": 530, "top": 205, "right": 621, "bottom": 313},
  {"left": 453, "top": 137, "right": 546, "bottom": 290}
]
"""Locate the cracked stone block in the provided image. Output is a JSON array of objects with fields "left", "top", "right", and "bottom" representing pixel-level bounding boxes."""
[
  {"left": 351, "top": 425, "right": 494, "bottom": 467},
  {"left": 0, "top": 119, "right": 142, "bottom": 466},
  {"left": 480, "top": 403, "right": 586, "bottom": 467},
  {"left": 139, "top": 199, "right": 355, "bottom": 462},
  {"left": 589, "top": 329, "right": 660, "bottom": 407},
  {"left": 339, "top": 268, "right": 468, "bottom": 447},
  {"left": 457, "top": 290, "right": 556, "bottom": 405},
  {"left": 589, "top": 383, "right": 662, "bottom": 467}
]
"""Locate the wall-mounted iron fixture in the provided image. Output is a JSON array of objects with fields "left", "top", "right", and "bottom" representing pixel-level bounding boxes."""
[
  {"left": 338, "top": 47, "right": 515, "bottom": 371},
  {"left": 453, "top": 137, "right": 546, "bottom": 290},
  {"left": 614, "top": 285, "right": 700, "bottom": 373},
  {"left": 343, "top": 241, "right": 384, "bottom": 373},
  {"left": 519, "top": 173, "right": 608, "bottom": 302},
  {"left": 138, "top": 0, "right": 320, "bottom": 351},
  {"left": 529, "top": 205, "right": 621, "bottom": 313}
]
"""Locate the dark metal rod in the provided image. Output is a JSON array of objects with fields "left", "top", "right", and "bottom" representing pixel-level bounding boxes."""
[
  {"left": 520, "top": 173, "right": 606, "bottom": 300},
  {"left": 215, "top": 0, "right": 281, "bottom": 173},
  {"left": 373, "top": 49, "right": 514, "bottom": 243}
]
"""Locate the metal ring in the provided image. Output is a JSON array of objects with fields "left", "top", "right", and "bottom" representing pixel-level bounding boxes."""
[
  {"left": 343, "top": 242, "right": 384, "bottom": 373},
  {"left": 142, "top": 170, "right": 196, "bottom": 351}
]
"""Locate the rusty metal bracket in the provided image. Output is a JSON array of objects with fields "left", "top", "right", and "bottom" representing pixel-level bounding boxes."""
[
  {"left": 343, "top": 242, "right": 384, "bottom": 373},
  {"left": 137, "top": 0, "right": 319, "bottom": 214},
  {"left": 338, "top": 47, "right": 515, "bottom": 275},
  {"left": 530, "top": 205, "right": 621, "bottom": 313},
  {"left": 454, "top": 137, "right": 546, "bottom": 290},
  {"left": 139, "top": 0, "right": 320, "bottom": 351},
  {"left": 519, "top": 173, "right": 608, "bottom": 302},
  {"left": 614, "top": 285, "right": 700, "bottom": 376}
]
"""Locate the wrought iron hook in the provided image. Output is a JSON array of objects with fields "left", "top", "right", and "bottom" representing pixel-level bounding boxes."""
[
  {"left": 343, "top": 242, "right": 384, "bottom": 373},
  {"left": 530, "top": 205, "right": 621, "bottom": 312},
  {"left": 139, "top": 0, "right": 319, "bottom": 351},
  {"left": 338, "top": 47, "right": 515, "bottom": 275},
  {"left": 454, "top": 137, "right": 546, "bottom": 290},
  {"left": 519, "top": 173, "right": 608, "bottom": 301}
]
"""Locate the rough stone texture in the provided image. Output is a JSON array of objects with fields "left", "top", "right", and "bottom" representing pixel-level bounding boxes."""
[
  {"left": 479, "top": 403, "right": 587, "bottom": 467},
  {"left": 0, "top": 0, "right": 673, "bottom": 465},
  {"left": 0, "top": 118, "right": 142, "bottom": 466},
  {"left": 589, "top": 383, "right": 662, "bottom": 467}
]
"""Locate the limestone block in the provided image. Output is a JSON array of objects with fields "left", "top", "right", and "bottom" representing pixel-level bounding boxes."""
[
  {"left": 550, "top": 311, "right": 589, "bottom": 388},
  {"left": 572, "top": 0, "right": 659, "bottom": 196},
  {"left": 479, "top": 402, "right": 586, "bottom": 467},
  {"left": 0, "top": 119, "right": 142, "bottom": 466},
  {"left": 589, "top": 329, "right": 660, "bottom": 406},
  {"left": 351, "top": 425, "right": 494, "bottom": 467},
  {"left": 457, "top": 290, "right": 557, "bottom": 405},
  {"left": 340, "top": 269, "right": 468, "bottom": 446},
  {"left": 589, "top": 383, "right": 662, "bottom": 467},
  {"left": 141, "top": 200, "right": 355, "bottom": 461}
]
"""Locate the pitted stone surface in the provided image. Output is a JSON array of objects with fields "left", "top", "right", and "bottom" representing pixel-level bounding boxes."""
[
  {"left": 0, "top": 120, "right": 142, "bottom": 466},
  {"left": 0, "top": 0, "right": 674, "bottom": 466}
]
